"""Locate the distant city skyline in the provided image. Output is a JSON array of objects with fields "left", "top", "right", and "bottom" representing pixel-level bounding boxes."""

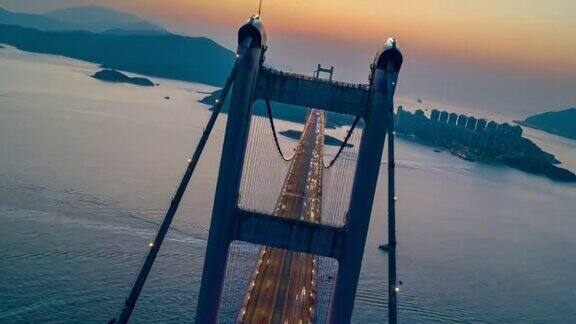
[{"left": 1, "top": 0, "right": 575, "bottom": 117}]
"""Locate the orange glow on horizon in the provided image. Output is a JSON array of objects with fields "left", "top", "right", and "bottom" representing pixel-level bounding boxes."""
[{"left": 109, "top": 0, "right": 576, "bottom": 74}]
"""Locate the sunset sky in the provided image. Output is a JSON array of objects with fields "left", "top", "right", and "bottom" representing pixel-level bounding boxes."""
[{"left": 2, "top": 0, "right": 575, "bottom": 117}]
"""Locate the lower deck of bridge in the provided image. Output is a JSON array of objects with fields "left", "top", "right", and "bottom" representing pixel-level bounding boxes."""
[{"left": 239, "top": 110, "right": 326, "bottom": 324}]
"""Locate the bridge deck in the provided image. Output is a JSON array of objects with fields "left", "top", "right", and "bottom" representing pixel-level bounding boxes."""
[{"left": 238, "top": 109, "right": 326, "bottom": 323}]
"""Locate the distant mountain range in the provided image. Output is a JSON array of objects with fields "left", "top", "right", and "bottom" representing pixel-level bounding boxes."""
[
  {"left": 0, "top": 5, "right": 235, "bottom": 86},
  {"left": 0, "top": 5, "right": 166, "bottom": 34},
  {"left": 515, "top": 108, "right": 576, "bottom": 140},
  {"left": 0, "top": 4, "right": 355, "bottom": 127},
  {"left": 0, "top": 5, "right": 236, "bottom": 87},
  {"left": 0, "top": 5, "right": 351, "bottom": 128}
]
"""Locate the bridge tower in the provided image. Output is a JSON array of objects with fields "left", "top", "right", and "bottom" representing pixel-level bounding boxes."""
[{"left": 196, "top": 16, "right": 403, "bottom": 323}]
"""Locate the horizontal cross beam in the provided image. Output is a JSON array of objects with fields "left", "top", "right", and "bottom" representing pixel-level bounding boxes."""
[
  {"left": 254, "top": 67, "right": 371, "bottom": 117},
  {"left": 235, "top": 209, "right": 344, "bottom": 259}
]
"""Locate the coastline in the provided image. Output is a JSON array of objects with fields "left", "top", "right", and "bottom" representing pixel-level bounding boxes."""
[
  {"left": 514, "top": 120, "right": 576, "bottom": 141},
  {"left": 393, "top": 107, "right": 576, "bottom": 183},
  {"left": 2, "top": 32, "right": 576, "bottom": 323},
  {"left": 3, "top": 43, "right": 573, "bottom": 183}
]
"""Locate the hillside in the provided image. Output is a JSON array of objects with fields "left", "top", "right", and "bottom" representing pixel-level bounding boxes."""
[
  {"left": 43, "top": 6, "right": 165, "bottom": 33},
  {"left": 0, "top": 6, "right": 70, "bottom": 31},
  {"left": 516, "top": 108, "right": 576, "bottom": 140},
  {"left": 0, "top": 24, "right": 235, "bottom": 87},
  {"left": 0, "top": 6, "right": 166, "bottom": 33}
]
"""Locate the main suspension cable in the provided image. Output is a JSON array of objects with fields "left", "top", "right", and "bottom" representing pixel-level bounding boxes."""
[
  {"left": 265, "top": 99, "right": 295, "bottom": 162},
  {"left": 265, "top": 99, "right": 360, "bottom": 168},
  {"left": 112, "top": 39, "right": 249, "bottom": 324},
  {"left": 324, "top": 114, "right": 361, "bottom": 168}
]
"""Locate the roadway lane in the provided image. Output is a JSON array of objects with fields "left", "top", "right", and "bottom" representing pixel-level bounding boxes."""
[{"left": 238, "top": 109, "right": 326, "bottom": 324}]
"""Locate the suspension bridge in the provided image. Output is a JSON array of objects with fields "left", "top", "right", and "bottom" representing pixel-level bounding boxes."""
[{"left": 111, "top": 15, "right": 403, "bottom": 324}]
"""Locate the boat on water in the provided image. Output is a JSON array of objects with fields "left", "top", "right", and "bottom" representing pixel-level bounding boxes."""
[{"left": 451, "top": 149, "right": 478, "bottom": 162}]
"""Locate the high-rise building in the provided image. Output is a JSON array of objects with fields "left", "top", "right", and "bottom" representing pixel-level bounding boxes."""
[
  {"left": 457, "top": 114, "right": 467, "bottom": 127},
  {"left": 476, "top": 119, "right": 487, "bottom": 132},
  {"left": 430, "top": 109, "right": 440, "bottom": 122},
  {"left": 439, "top": 111, "right": 449, "bottom": 123},
  {"left": 466, "top": 116, "right": 477, "bottom": 131},
  {"left": 448, "top": 113, "right": 458, "bottom": 126}
]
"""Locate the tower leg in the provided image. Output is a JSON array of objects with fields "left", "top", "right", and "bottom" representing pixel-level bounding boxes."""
[
  {"left": 328, "top": 43, "right": 402, "bottom": 323},
  {"left": 196, "top": 36, "right": 263, "bottom": 323}
]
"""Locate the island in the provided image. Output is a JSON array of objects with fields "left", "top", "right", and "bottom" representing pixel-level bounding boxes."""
[
  {"left": 395, "top": 107, "right": 576, "bottom": 182},
  {"left": 201, "top": 89, "right": 575, "bottom": 182},
  {"left": 280, "top": 129, "right": 353, "bottom": 147},
  {"left": 92, "top": 69, "right": 154, "bottom": 86},
  {"left": 514, "top": 108, "right": 576, "bottom": 140}
]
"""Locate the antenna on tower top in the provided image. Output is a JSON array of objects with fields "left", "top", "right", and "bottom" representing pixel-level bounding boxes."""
[{"left": 258, "top": 0, "right": 263, "bottom": 16}]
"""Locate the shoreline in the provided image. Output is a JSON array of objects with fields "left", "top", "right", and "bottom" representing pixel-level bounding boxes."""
[
  {"left": 3, "top": 44, "right": 574, "bottom": 183},
  {"left": 514, "top": 120, "right": 576, "bottom": 142},
  {"left": 396, "top": 132, "right": 576, "bottom": 183}
]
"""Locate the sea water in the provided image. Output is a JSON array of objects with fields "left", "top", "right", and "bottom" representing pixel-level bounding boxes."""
[{"left": 1, "top": 46, "right": 575, "bottom": 323}]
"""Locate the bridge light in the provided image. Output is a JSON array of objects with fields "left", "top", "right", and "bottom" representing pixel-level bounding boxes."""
[
  {"left": 149, "top": 242, "right": 154, "bottom": 247},
  {"left": 395, "top": 286, "right": 400, "bottom": 292}
]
